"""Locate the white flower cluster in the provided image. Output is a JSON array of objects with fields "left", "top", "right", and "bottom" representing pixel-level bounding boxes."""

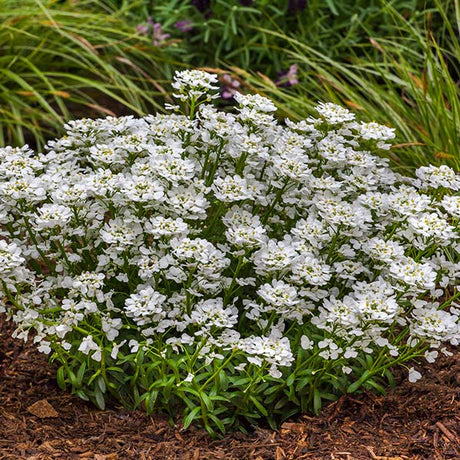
[{"left": 1, "top": 70, "right": 459, "bottom": 383}]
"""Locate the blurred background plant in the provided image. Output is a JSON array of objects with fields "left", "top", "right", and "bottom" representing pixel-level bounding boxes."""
[
  {"left": 0, "top": 0, "right": 174, "bottom": 149},
  {"left": 108, "top": 0, "right": 452, "bottom": 71}
]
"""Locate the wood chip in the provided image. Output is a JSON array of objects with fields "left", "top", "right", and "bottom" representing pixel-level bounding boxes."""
[
  {"left": 27, "top": 399, "right": 59, "bottom": 418},
  {"left": 94, "top": 454, "right": 118, "bottom": 460}
]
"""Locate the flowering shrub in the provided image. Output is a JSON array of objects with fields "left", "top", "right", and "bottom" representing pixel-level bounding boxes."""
[{"left": 1, "top": 70, "right": 459, "bottom": 435}]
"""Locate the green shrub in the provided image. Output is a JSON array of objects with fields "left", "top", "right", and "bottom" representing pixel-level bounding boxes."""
[{"left": 2, "top": 71, "right": 459, "bottom": 435}]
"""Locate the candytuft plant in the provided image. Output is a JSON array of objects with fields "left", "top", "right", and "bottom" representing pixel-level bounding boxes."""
[{"left": 1, "top": 70, "right": 459, "bottom": 435}]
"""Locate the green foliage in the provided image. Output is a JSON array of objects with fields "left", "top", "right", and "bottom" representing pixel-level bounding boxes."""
[
  {"left": 51, "top": 339, "right": 403, "bottom": 435},
  {"left": 107, "top": 0, "right": 452, "bottom": 72},
  {"left": 0, "top": 0, "right": 170, "bottom": 149}
]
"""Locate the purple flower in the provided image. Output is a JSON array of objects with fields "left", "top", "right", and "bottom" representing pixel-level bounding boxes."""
[
  {"left": 275, "top": 65, "right": 299, "bottom": 87},
  {"left": 174, "top": 19, "right": 194, "bottom": 33},
  {"left": 221, "top": 74, "right": 241, "bottom": 99},
  {"left": 152, "top": 23, "right": 170, "bottom": 46},
  {"left": 136, "top": 24, "right": 149, "bottom": 35},
  {"left": 136, "top": 18, "right": 170, "bottom": 46}
]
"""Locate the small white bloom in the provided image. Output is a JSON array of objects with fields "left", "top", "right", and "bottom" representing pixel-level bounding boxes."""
[{"left": 408, "top": 367, "right": 422, "bottom": 383}]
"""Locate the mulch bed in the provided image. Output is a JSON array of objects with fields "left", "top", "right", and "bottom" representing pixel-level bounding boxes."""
[{"left": 0, "top": 315, "right": 458, "bottom": 460}]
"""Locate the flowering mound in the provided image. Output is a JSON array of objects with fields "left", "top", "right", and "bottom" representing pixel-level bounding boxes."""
[{"left": 1, "top": 70, "right": 459, "bottom": 435}]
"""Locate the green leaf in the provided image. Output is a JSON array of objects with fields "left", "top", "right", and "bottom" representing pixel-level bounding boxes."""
[
  {"left": 229, "top": 377, "right": 250, "bottom": 386},
  {"left": 201, "top": 392, "right": 214, "bottom": 412},
  {"left": 364, "top": 379, "right": 386, "bottom": 395},
  {"left": 183, "top": 406, "right": 201, "bottom": 429},
  {"left": 106, "top": 366, "right": 124, "bottom": 373},
  {"left": 181, "top": 386, "right": 201, "bottom": 398},
  {"left": 68, "top": 369, "right": 78, "bottom": 388},
  {"left": 75, "top": 389, "right": 89, "bottom": 401},
  {"left": 145, "top": 390, "right": 159, "bottom": 414},
  {"left": 325, "top": 0, "right": 339, "bottom": 15},
  {"left": 313, "top": 389, "right": 322, "bottom": 414},
  {"left": 76, "top": 361, "right": 87, "bottom": 386},
  {"left": 96, "top": 375, "right": 106, "bottom": 394},
  {"left": 56, "top": 366, "right": 66, "bottom": 390},
  {"left": 208, "top": 413, "right": 226, "bottom": 434},
  {"left": 249, "top": 396, "right": 268, "bottom": 417},
  {"left": 87, "top": 369, "right": 102, "bottom": 386},
  {"left": 286, "top": 372, "right": 296, "bottom": 387},
  {"left": 94, "top": 388, "right": 106, "bottom": 410},
  {"left": 347, "top": 371, "right": 371, "bottom": 393},
  {"left": 384, "top": 369, "right": 396, "bottom": 387},
  {"left": 217, "top": 370, "right": 228, "bottom": 391}
]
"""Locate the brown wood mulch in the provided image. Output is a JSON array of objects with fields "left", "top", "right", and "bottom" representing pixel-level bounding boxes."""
[{"left": 0, "top": 315, "right": 458, "bottom": 460}]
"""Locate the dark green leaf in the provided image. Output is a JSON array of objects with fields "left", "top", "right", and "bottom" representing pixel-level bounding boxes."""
[{"left": 183, "top": 406, "right": 201, "bottom": 429}]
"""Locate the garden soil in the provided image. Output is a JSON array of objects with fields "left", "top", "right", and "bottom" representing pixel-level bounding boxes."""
[{"left": 0, "top": 316, "right": 458, "bottom": 460}]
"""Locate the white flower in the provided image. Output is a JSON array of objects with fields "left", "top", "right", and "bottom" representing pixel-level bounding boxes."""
[
  {"left": 362, "top": 237, "right": 405, "bottom": 264},
  {"left": 258, "top": 279, "right": 300, "bottom": 308},
  {"left": 102, "top": 316, "right": 123, "bottom": 341},
  {"left": 225, "top": 224, "right": 267, "bottom": 248},
  {"left": 407, "top": 212, "right": 457, "bottom": 245},
  {"left": 410, "top": 305, "right": 459, "bottom": 344},
  {"left": 190, "top": 298, "right": 238, "bottom": 329},
  {"left": 234, "top": 92, "right": 277, "bottom": 112},
  {"left": 124, "top": 286, "right": 167, "bottom": 326},
  {"left": 111, "top": 340, "right": 127, "bottom": 359},
  {"left": 171, "top": 70, "right": 219, "bottom": 101},
  {"left": 100, "top": 216, "right": 143, "bottom": 249},
  {"left": 239, "top": 332, "right": 294, "bottom": 368},
  {"left": 408, "top": 367, "right": 422, "bottom": 383},
  {"left": 290, "top": 254, "right": 331, "bottom": 286},
  {"left": 350, "top": 289, "right": 399, "bottom": 323},
  {"left": 318, "top": 338, "right": 342, "bottom": 360},
  {"left": 389, "top": 258, "right": 437, "bottom": 291},
  {"left": 184, "top": 373, "right": 194, "bottom": 383},
  {"left": 315, "top": 102, "right": 355, "bottom": 124},
  {"left": 89, "top": 144, "right": 125, "bottom": 165},
  {"left": 300, "top": 335, "right": 314, "bottom": 350},
  {"left": 150, "top": 154, "right": 196, "bottom": 183},
  {"left": 33, "top": 204, "right": 73, "bottom": 229},
  {"left": 441, "top": 195, "right": 460, "bottom": 218},
  {"left": 146, "top": 216, "right": 189, "bottom": 238},
  {"left": 357, "top": 121, "right": 395, "bottom": 142},
  {"left": 0, "top": 241, "right": 25, "bottom": 276},
  {"left": 416, "top": 165, "right": 460, "bottom": 190},
  {"left": 386, "top": 186, "right": 431, "bottom": 216},
  {"left": 121, "top": 175, "right": 164, "bottom": 203},
  {"left": 213, "top": 175, "right": 255, "bottom": 202},
  {"left": 253, "top": 239, "right": 298, "bottom": 274},
  {"left": 78, "top": 335, "right": 100, "bottom": 355},
  {"left": 72, "top": 272, "right": 105, "bottom": 297}
]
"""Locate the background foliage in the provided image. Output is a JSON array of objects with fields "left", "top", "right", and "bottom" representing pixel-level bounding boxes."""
[{"left": 0, "top": 0, "right": 169, "bottom": 149}]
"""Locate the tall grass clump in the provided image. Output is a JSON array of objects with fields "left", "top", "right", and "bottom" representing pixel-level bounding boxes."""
[{"left": 0, "top": 0, "right": 171, "bottom": 149}]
